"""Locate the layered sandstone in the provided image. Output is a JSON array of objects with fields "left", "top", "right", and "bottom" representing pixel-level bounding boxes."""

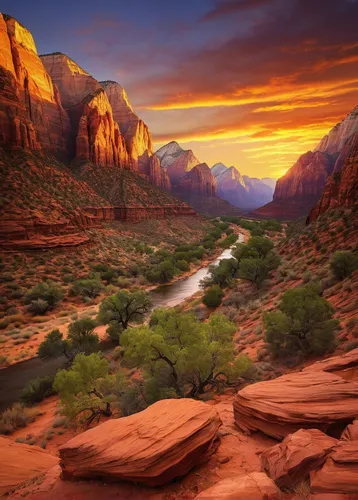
[
  {"left": 315, "top": 106, "right": 358, "bottom": 154},
  {"left": 101, "top": 81, "right": 170, "bottom": 189},
  {"left": 308, "top": 132, "right": 358, "bottom": 222},
  {"left": 59, "top": 399, "right": 221, "bottom": 486},
  {"left": 310, "top": 441, "right": 358, "bottom": 493},
  {"left": 179, "top": 162, "right": 216, "bottom": 196},
  {"left": 214, "top": 165, "right": 249, "bottom": 207},
  {"left": 303, "top": 347, "right": 358, "bottom": 376},
  {"left": 341, "top": 420, "right": 358, "bottom": 441},
  {"left": 233, "top": 371, "right": 358, "bottom": 440},
  {"left": 261, "top": 429, "right": 337, "bottom": 488},
  {"left": 0, "top": 14, "right": 70, "bottom": 156},
  {"left": 0, "top": 436, "right": 58, "bottom": 496},
  {"left": 243, "top": 175, "right": 274, "bottom": 207},
  {"left": 164, "top": 149, "right": 201, "bottom": 185},
  {"left": 155, "top": 140, "right": 185, "bottom": 168},
  {"left": 195, "top": 472, "right": 280, "bottom": 499}
]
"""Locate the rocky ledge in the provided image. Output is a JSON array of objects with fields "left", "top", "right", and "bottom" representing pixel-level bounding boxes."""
[{"left": 59, "top": 398, "right": 221, "bottom": 486}]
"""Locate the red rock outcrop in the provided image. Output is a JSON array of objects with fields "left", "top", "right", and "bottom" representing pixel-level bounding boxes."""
[
  {"left": 303, "top": 348, "right": 358, "bottom": 377},
  {"left": 314, "top": 106, "right": 358, "bottom": 154},
  {"left": 164, "top": 149, "right": 201, "bottom": 185},
  {"left": 59, "top": 399, "right": 221, "bottom": 486},
  {"left": 113, "top": 205, "right": 197, "bottom": 222},
  {"left": 179, "top": 162, "right": 216, "bottom": 196},
  {"left": 0, "top": 436, "right": 59, "bottom": 496},
  {"left": 233, "top": 371, "right": 358, "bottom": 440},
  {"left": 310, "top": 441, "right": 358, "bottom": 494},
  {"left": 0, "top": 14, "right": 71, "bottom": 157},
  {"left": 308, "top": 132, "right": 358, "bottom": 222},
  {"left": 261, "top": 429, "right": 337, "bottom": 488},
  {"left": 341, "top": 420, "right": 358, "bottom": 441},
  {"left": 155, "top": 140, "right": 185, "bottom": 168},
  {"left": 195, "top": 472, "right": 281, "bottom": 499}
]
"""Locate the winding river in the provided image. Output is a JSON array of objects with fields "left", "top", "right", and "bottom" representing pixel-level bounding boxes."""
[{"left": 0, "top": 234, "right": 243, "bottom": 411}]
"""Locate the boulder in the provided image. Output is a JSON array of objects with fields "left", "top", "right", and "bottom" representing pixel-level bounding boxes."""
[
  {"left": 195, "top": 472, "right": 281, "bottom": 499},
  {"left": 233, "top": 371, "right": 358, "bottom": 440},
  {"left": 341, "top": 420, "right": 358, "bottom": 441},
  {"left": 310, "top": 441, "right": 358, "bottom": 493},
  {"left": 0, "top": 436, "right": 59, "bottom": 496},
  {"left": 59, "top": 398, "right": 221, "bottom": 486},
  {"left": 261, "top": 428, "right": 337, "bottom": 488},
  {"left": 303, "top": 348, "right": 358, "bottom": 374}
]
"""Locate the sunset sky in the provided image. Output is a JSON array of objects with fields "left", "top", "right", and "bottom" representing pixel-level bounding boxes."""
[{"left": 4, "top": 0, "right": 358, "bottom": 178}]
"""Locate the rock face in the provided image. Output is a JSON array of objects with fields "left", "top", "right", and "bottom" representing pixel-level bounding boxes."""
[
  {"left": 308, "top": 132, "right": 358, "bottom": 222},
  {"left": 341, "top": 420, "right": 358, "bottom": 441},
  {"left": 255, "top": 105, "right": 358, "bottom": 219},
  {"left": 195, "top": 472, "right": 281, "bottom": 499},
  {"left": 233, "top": 371, "right": 358, "bottom": 440},
  {"left": 155, "top": 140, "right": 185, "bottom": 168},
  {"left": 179, "top": 163, "right": 216, "bottom": 196},
  {"left": 0, "top": 15, "right": 71, "bottom": 157},
  {"left": 310, "top": 441, "right": 358, "bottom": 493},
  {"left": 0, "top": 436, "right": 59, "bottom": 496},
  {"left": 261, "top": 429, "right": 337, "bottom": 488},
  {"left": 243, "top": 175, "right": 274, "bottom": 207},
  {"left": 59, "top": 399, "right": 221, "bottom": 486},
  {"left": 101, "top": 81, "right": 170, "bottom": 190}
]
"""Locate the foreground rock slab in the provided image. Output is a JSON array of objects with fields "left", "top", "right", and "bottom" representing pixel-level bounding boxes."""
[
  {"left": 0, "top": 437, "right": 59, "bottom": 496},
  {"left": 195, "top": 472, "right": 281, "bottom": 499},
  {"left": 310, "top": 441, "right": 358, "bottom": 493},
  {"left": 233, "top": 371, "right": 358, "bottom": 439},
  {"left": 59, "top": 398, "right": 221, "bottom": 486},
  {"left": 341, "top": 419, "right": 358, "bottom": 441},
  {"left": 261, "top": 428, "right": 337, "bottom": 488}
]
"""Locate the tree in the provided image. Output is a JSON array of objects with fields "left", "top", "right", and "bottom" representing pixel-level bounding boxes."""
[
  {"left": 67, "top": 318, "right": 99, "bottom": 353},
  {"left": 53, "top": 353, "right": 113, "bottom": 424},
  {"left": 238, "top": 258, "right": 270, "bottom": 288},
  {"left": 264, "top": 285, "right": 339, "bottom": 357},
  {"left": 330, "top": 251, "right": 358, "bottom": 280},
  {"left": 203, "top": 285, "right": 224, "bottom": 308},
  {"left": 232, "top": 236, "right": 274, "bottom": 262},
  {"left": 122, "top": 310, "right": 251, "bottom": 398},
  {"left": 71, "top": 279, "right": 103, "bottom": 299},
  {"left": 24, "top": 281, "right": 64, "bottom": 313},
  {"left": 97, "top": 290, "right": 151, "bottom": 338},
  {"left": 209, "top": 258, "right": 238, "bottom": 288},
  {"left": 38, "top": 329, "right": 69, "bottom": 360}
]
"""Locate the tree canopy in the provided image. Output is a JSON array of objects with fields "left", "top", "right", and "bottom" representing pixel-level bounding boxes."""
[
  {"left": 122, "top": 309, "right": 251, "bottom": 398},
  {"left": 264, "top": 285, "right": 339, "bottom": 357},
  {"left": 330, "top": 251, "right": 358, "bottom": 280}
]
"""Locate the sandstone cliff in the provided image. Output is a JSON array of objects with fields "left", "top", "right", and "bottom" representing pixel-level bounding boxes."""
[
  {"left": 179, "top": 162, "right": 216, "bottom": 196},
  {"left": 314, "top": 106, "right": 358, "bottom": 154},
  {"left": 0, "top": 14, "right": 71, "bottom": 157},
  {"left": 101, "top": 80, "right": 170, "bottom": 189},
  {"left": 308, "top": 132, "right": 358, "bottom": 222}
]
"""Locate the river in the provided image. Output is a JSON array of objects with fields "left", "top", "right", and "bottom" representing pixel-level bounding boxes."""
[{"left": 0, "top": 234, "right": 243, "bottom": 411}]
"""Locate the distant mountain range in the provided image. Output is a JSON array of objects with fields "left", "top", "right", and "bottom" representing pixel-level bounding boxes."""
[{"left": 155, "top": 142, "right": 276, "bottom": 210}]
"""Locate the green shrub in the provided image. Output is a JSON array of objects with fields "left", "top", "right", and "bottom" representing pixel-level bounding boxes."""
[
  {"left": 21, "top": 376, "right": 55, "bottom": 405},
  {"left": 24, "top": 281, "right": 64, "bottom": 311},
  {"left": 71, "top": 278, "right": 103, "bottom": 299},
  {"left": 203, "top": 285, "right": 224, "bottom": 308},
  {"left": 28, "top": 298, "right": 50, "bottom": 315},
  {"left": 330, "top": 251, "right": 358, "bottom": 280},
  {"left": 344, "top": 340, "right": 358, "bottom": 352}
]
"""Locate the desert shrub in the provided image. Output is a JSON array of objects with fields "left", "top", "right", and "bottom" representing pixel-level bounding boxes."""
[
  {"left": 0, "top": 404, "right": 36, "bottom": 435},
  {"left": 20, "top": 376, "right": 55, "bottom": 405},
  {"left": 264, "top": 285, "right": 339, "bottom": 358},
  {"left": 203, "top": 285, "right": 224, "bottom": 308},
  {"left": 330, "top": 251, "right": 358, "bottom": 280},
  {"left": 67, "top": 318, "right": 99, "bottom": 353},
  {"left": 24, "top": 281, "right": 63, "bottom": 312},
  {"left": 344, "top": 340, "right": 358, "bottom": 352},
  {"left": 71, "top": 278, "right": 103, "bottom": 299},
  {"left": 106, "top": 323, "right": 122, "bottom": 345},
  {"left": 28, "top": 298, "right": 50, "bottom": 315}
]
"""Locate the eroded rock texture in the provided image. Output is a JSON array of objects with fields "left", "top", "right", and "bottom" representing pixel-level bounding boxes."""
[
  {"left": 59, "top": 399, "right": 221, "bottom": 486},
  {"left": 233, "top": 371, "right": 358, "bottom": 440}
]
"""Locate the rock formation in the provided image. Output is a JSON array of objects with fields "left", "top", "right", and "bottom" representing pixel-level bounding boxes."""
[
  {"left": 0, "top": 14, "right": 71, "bottom": 157},
  {"left": 261, "top": 429, "right": 337, "bottom": 488},
  {"left": 155, "top": 140, "right": 184, "bottom": 168},
  {"left": 179, "top": 162, "right": 216, "bottom": 196},
  {"left": 255, "top": 105, "right": 358, "bottom": 219},
  {"left": 101, "top": 81, "right": 170, "bottom": 189},
  {"left": 303, "top": 347, "right": 358, "bottom": 378},
  {"left": 341, "top": 419, "right": 358, "bottom": 441},
  {"left": 59, "top": 398, "right": 221, "bottom": 486},
  {"left": 195, "top": 472, "right": 281, "bottom": 499},
  {"left": 310, "top": 441, "right": 358, "bottom": 494},
  {"left": 243, "top": 175, "right": 274, "bottom": 207},
  {"left": 0, "top": 436, "right": 59, "bottom": 496},
  {"left": 211, "top": 162, "right": 228, "bottom": 177},
  {"left": 308, "top": 132, "right": 358, "bottom": 222},
  {"left": 233, "top": 370, "right": 358, "bottom": 440}
]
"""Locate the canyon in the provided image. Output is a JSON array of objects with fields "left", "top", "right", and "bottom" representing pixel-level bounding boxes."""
[{"left": 255, "top": 105, "right": 358, "bottom": 219}]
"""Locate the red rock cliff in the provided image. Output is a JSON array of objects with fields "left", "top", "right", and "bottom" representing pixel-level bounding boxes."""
[
  {"left": 179, "top": 162, "right": 216, "bottom": 196},
  {"left": 308, "top": 132, "right": 358, "bottom": 222},
  {"left": 0, "top": 14, "right": 71, "bottom": 157},
  {"left": 101, "top": 81, "right": 170, "bottom": 190}
]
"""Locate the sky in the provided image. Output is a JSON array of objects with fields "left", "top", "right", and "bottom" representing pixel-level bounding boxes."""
[{"left": 3, "top": 0, "right": 358, "bottom": 179}]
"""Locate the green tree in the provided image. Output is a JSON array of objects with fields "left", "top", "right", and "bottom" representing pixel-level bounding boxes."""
[
  {"left": 203, "top": 285, "right": 224, "bottom": 308},
  {"left": 71, "top": 279, "right": 103, "bottom": 299},
  {"left": 38, "top": 329, "right": 69, "bottom": 359},
  {"left": 264, "top": 285, "right": 339, "bottom": 357},
  {"left": 97, "top": 290, "right": 151, "bottom": 338},
  {"left": 209, "top": 258, "right": 238, "bottom": 287},
  {"left": 24, "top": 281, "right": 64, "bottom": 312},
  {"left": 67, "top": 318, "right": 99, "bottom": 353},
  {"left": 122, "top": 310, "right": 251, "bottom": 398},
  {"left": 330, "top": 251, "right": 358, "bottom": 280}
]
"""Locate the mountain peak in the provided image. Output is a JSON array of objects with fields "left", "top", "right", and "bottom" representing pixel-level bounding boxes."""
[{"left": 211, "top": 162, "right": 227, "bottom": 177}]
